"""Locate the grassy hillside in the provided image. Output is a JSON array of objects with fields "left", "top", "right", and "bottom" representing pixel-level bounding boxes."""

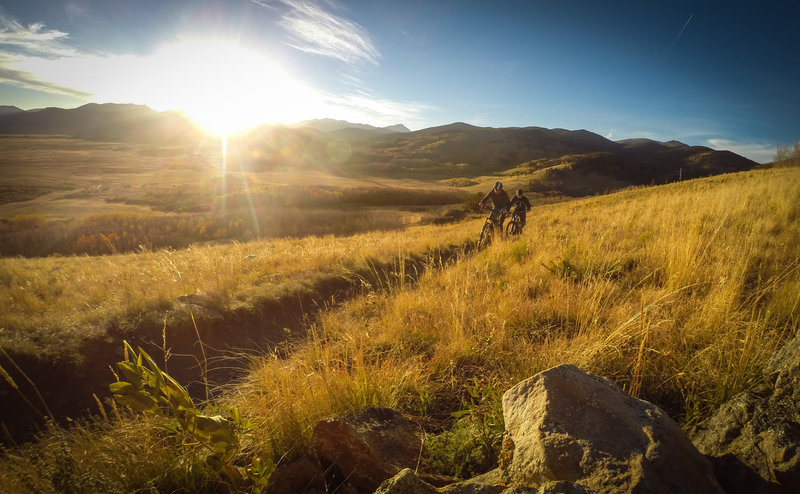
[
  {"left": 227, "top": 166, "right": 799, "bottom": 469},
  {"left": 1, "top": 166, "right": 798, "bottom": 492},
  {"left": 0, "top": 222, "right": 478, "bottom": 361}
]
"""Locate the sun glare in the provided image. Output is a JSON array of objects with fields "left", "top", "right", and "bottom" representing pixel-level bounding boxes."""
[{"left": 141, "top": 39, "right": 320, "bottom": 135}]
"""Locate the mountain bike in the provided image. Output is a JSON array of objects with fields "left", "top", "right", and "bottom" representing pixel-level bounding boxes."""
[
  {"left": 505, "top": 203, "right": 526, "bottom": 236},
  {"left": 478, "top": 206, "right": 508, "bottom": 249}
]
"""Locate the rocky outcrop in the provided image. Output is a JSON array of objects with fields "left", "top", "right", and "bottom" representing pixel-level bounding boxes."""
[
  {"left": 691, "top": 334, "right": 800, "bottom": 493},
  {"left": 500, "top": 364, "right": 722, "bottom": 493},
  {"left": 312, "top": 345, "right": 800, "bottom": 494},
  {"left": 371, "top": 364, "right": 723, "bottom": 494},
  {"left": 373, "top": 467, "right": 590, "bottom": 494},
  {"left": 313, "top": 407, "right": 425, "bottom": 492}
]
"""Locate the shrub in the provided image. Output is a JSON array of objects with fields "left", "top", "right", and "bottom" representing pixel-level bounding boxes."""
[{"left": 0, "top": 214, "right": 48, "bottom": 233}]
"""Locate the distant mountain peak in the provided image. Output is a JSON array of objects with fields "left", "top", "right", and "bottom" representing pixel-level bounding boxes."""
[
  {"left": 289, "top": 118, "right": 411, "bottom": 138},
  {"left": 0, "top": 105, "right": 24, "bottom": 116},
  {"left": 291, "top": 118, "right": 407, "bottom": 133},
  {"left": 382, "top": 123, "right": 410, "bottom": 133}
]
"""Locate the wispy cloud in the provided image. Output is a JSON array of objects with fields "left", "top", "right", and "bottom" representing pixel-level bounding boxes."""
[
  {"left": 0, "top": 9, "right": 75, "bottom": 58},
  {"left": 0, "top": 7, "right": 92, "bottom": 98},
  {"left": 252, "top": 0, "right": 379, "bottom": 65},
  {"left": 707, "top": 138, "right": 776, "bottom": 164},
  {"left": 0, "top": 4, "right": 424, "bottom": 129},
  {"left": 322, "top": 90, "right": 435, "bottom": 129},
  {"left": 0, "top": 63, "right": 91, "bottom": 98}
]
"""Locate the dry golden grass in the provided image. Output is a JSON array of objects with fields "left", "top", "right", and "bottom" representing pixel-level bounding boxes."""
[
  {"left": 227, "top": 166, "right": 800, "bottom": 468},
  {"left": 0, "top": 221, "right": 479, "bottom": 360},
  {"left": 2, "top": 166, "right": 799, "bottom": 492}
]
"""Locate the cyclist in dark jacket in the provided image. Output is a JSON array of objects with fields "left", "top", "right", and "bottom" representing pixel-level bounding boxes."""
[
  {"left": 509, "top": 188, "right": 531, "bottom": 227},
  {"left": 480, "top": 181, "right": 511, "bottom": 228}
]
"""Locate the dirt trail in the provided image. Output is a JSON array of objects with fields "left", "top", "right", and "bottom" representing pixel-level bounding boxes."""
[{"left": 0, "top": 242, "right": 472, "bottom": 443}]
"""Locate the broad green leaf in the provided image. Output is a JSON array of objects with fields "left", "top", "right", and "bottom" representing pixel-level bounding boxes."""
[
  {"left": 165, "top": 385, "right": 194, "bottom": 411},
  {"left": 193, "top": 414, "right": 227, "bottom": 436},
  {"left": 113, "top": 389, "right": 158, "bottom": 412},
  {"left": 231, "top": 406, "right": 241, "bottom": 424},
  {"left": 162, "top": 374, "right": 194, "bottom": 410},
  {"left": 163, "top": 371, "right": 188, "bottom": 393},
  {"left": 139, "top": 348, "right": 165, "bottom": 388},
  {"left": 117, "top": 361, "right": 144, "bottom": 387},
  {"left": 194, "top": 415, "right": 238, "bottom": 455},
  {"left": 109, "top": 381, "right": 137, "bottom": 394}
]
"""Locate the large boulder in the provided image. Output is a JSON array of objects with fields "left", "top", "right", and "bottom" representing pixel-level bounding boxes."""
[
  {"left": 500, "top": 364, "right": 722, "bottom": 493},
  {"left": 267, "top": 456, "right": 327, "bottom": 494},
  {"left": 314, "top": 407, "right": 424, "bottom": 492},
  {"left": 691, "top": 334, "right": 800, "bottom": 493}
]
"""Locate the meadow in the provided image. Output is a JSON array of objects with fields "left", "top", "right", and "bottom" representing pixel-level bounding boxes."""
[
  {"left": 0, "top": 136, "right": 472, "bottom": 257},
  {"left": 1, "top": 161, "right": 798, "bottom": 492}
]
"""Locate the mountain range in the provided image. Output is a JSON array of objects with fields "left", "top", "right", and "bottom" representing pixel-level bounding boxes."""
[
  {"left": 0, "top": 103, "right": 758, "bottom": 196},
  {"left": 0, "top": 103, "right": 201, "bottom": 144}
]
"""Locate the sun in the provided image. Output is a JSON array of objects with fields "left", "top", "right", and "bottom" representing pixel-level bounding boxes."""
[{"left": 141, "top": 39, "right": 320, "bottom": 135}]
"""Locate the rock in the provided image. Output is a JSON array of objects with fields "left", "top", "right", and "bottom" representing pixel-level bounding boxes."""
[
  {"left": 374, "top": 467, "right": 506, "bottom": 494},
  {"left": 501, "top": 364, "right": 722, "bottom": 493},
  {"left": 536, "top": 481, "right": 593, "bottom": 494},
  {"left": 314, "top": 407, "right": 424, "bottom": 492},
  {"left": 438, "top": 467, "right": 505, "bottom": 493},
  {"left": 267, "top": 456, "right": 326, "bottom": 494},
  {"left": 176, "top": 291, "right": 224, "bottom": 319},
  {"left": 373, "top": 468, "right": 589, "bottom": 494},
  {"left": 373, "top": 468, "right": 438, "bottom": 494},
  {"left": 764, "top": 334, "right": 800, "bottom": 381},
  {"left": 691, "top": 334, "right": 800, "bottom": 493}
]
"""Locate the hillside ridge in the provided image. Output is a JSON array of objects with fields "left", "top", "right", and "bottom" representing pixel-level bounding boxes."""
[{"left": 0, "top": 103, "right": 758, "bottom": 195}]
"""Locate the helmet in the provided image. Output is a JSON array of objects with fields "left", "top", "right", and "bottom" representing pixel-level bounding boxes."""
[
  {"left": 516, "top": 189, "right": 524, "bottom": 195},
  {"left": 494, "top": 181, "right": 503, "bottom": 190}
]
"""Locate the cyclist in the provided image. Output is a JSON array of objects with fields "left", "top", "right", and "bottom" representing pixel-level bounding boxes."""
[
  {"left": 480, "top": 181, "right": 511, "bottom": 229},
  {"left": 509, "top": 188, "right": 532, "bottom": 229}
]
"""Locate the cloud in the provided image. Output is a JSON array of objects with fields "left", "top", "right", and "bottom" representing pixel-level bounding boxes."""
[
  {"left": 322, "top": 90, "right": 435, "bottom": 129},
  {"left": 0, "top": 63, "right": 91, "bottom": 98},
  {"left": 0, "top": 9, "right": 75, "bottom": 58},
  {"left": 253, "top": 0, "right": 379, "bottom": 65},
  {"left": 0, "top": 8, "right": 93, "bottom": 98},
  {"left": 0, "top": 5, "right": 421, "bottom": 131},
  {"left": 707, "top": 138, "right": 776, "bottom": 164}
]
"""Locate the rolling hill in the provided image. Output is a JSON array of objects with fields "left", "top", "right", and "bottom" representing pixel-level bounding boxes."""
[
  {"left": 338, "top": 122, "right": 756, "bottom": 185},
  {"left": 0, "top": 103, "right": 202, "bottom": 144},
  {"left": 0, "top": 103, "right": 758, "bottom": 196},
  {"left": 289, "top": 117, "right": 410, "bottom": 135}
]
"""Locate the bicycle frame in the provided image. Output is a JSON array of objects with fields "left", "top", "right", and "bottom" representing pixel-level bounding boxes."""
[{"left": 478, "top": 206, "right": 509, "bottom": 248}]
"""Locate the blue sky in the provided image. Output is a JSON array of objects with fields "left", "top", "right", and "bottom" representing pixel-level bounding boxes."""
[{"left": 0, "top": 0, "right": 798, "bottom": 162}]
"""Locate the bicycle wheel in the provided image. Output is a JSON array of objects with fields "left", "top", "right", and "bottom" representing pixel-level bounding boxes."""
[
  {"left": 478, "top": 221, "right": 494, "bottom": 249},
  {"left": 506, "top": 219, "right": 522, "bottom": 235},
  {"left": 506, "top": 220, "right": 520, "bottom": 236}
]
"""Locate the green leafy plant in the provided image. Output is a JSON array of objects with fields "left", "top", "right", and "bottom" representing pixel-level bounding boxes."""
[
  {"left": 453, "top": 378, "right": 505, "bottom": 453},
  {"left": 423, "top": 378, "right": 506, "bottom": 478},
  {"left": 110, "top": 341, "right": 270, "bottom": 489}
]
